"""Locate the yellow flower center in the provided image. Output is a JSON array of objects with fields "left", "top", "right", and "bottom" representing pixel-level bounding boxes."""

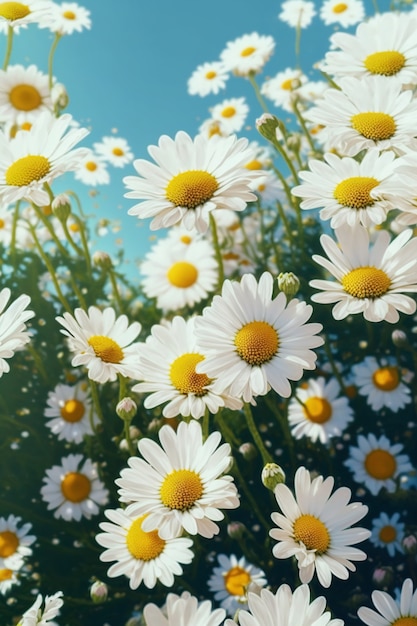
[
  {"left": 0, "top": 219, "right": 5, "bottom": 229},
  {"left": 85, "top": 161, "right": 97, "bottom": 172},
  {"left": 332, "top": 2, "right": 348, "bottom": 12},
  {"left": 21, "top": 121, "right": 32, "bottom": 130},
  {"left": 223, "top": 251, "right": 240, "bottom": 260},
  {"left": 372, "top": 366, "right": 400, "bottom": 391},
  {"left": 293, "top": 514, "right": 330, "bottom": 553},
  {"left": 241, "top": 46, "right": 256, "bottom": 57},
  {"left": 0, "top": 531, "right": 19, "bottom": 558},
  {"left": 166, "top": 261, "right": 198, "bottom": 288},
  {"left": 160, "top": 469, "right": 203, "bottom": 511},
  {"left": 281, "top": 78, "right": 293, "bottom": 90},
  {"left": 379, "top": 524, "right": 397, "bottom": 543},
  {"left": 180, "top": 234, "right": 192, "bottom": 244},
  {"left": 205, "top": 70, "right": 217, "bottom": 79},
  {"left": 351, "top": 112, "right": 396, "bottom": 141},
  {"left": 5, "top": 155, "right": 50, "bottom": 187},
  {"left": 0, "top": 2, "right": 29, "bottom": 19},
  {"left": 245, "top": 158, "right": 263, "bottom": 170},
  {"left": 221, "top": 106, "right": 236, "bottom": 118},
  {"left": 165, "top": 170, "right": 219, "bottom": 209},
  {"left": 303, "top": 397, "right": 333, "bottom": 423},
  {"left": 0, "top": 568, "right": 13, "bottom": 582},
  {"left": 9, "top": 84, "right": 42, "bottom": 111},
  {"left": 88, "top": 335, "right": 124, "bottom": 364},
  {"left": 112, "top": 147, "right": 124, "bottom": 156},
  {"left": 333, "top": 176, "right": 379, "bottom": 209},
  {"left": 63, "top": 10, "right": 76, "bottom": 19},
  {"left": 169, "top": 352, "right": 211, "bottom": 395},
  {"left": 342, "top": 266, "right": 391, "bottom": 299},
  {"left": 364, "top": 448, "right": 396, "bottom": 479},
  {"left": 364, "top": 51, "right": 406, "bottom": 76},
  {"left": 69, "top": 222, "right": 80, "bottom": 232},
  {"left": 60, "top": 399, "right": 85, "bottom": 423},
  {"left": 126, "top": 515, "right": 165, "bottom": 561},
  {"left": 61, "top": 471, "right": 91, "bottom": 502},
  {"left": 234, "top": 320, "right": 279, "bottom": 366},
  {"left": 224, "top": 566, "right": 251, "bottom": 596},
  {"left": 393, "top": 619, "right": 417, "bottom": 626}
]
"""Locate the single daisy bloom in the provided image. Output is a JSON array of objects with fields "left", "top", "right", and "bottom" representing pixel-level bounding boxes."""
[
  {"left": 270, "top": 466, "right": 370, "bottom": 588},
  {"left": 0, "top": 567, "right": 19, "bottom": 595},
  {"left": 0, "top": 64, "right": 52, "bottom": 124},
  {"left": 358, "top": 578, "right": 417, "bottom": 626},
  {"left": 319, "top": 0, "right": 365, "bottom": 28},
  {"left": 208, "top": 553, "right": 267, "bottom": 616},
  {"left": 144, "top": 591, "right": 226, "bottom": 626},
  {"left": 74, "top": 151, "right": 110, "bottom": 186},
  {"left": 44, "top": 381, "right": 100, "bottom": 443},
  {"left": 252, "top": 171, "right": 285, "bottom": 206},
  {"left": 288, "top": 376, "right": 354, "bottom": 444},
  {"left": 47, "top": 1, "right": 91, "bottom": 34},
  {"left": 93, "top": 136, "right": 134, "bottom": 168},
  {"left": 123, "top": 130, "right": 259, "bottom": 233},
  {"left": 261, "top": 68, "right": 308, "bottom": 111},
  {"left": 116, "top": 420, "right": 239, "bottom": 540},
  {"left": 20, "top": 591, "right": 63, "bottom": 626},
  {"left": 40, "top": 453, "right": 109, "bottom": 521},
  {"left": 194, "top": 272, "right": 324, "bottom": 403},
  {"left": 224, "top": 583, "right": 344, "bottom": 626},
  {"left": 132, "top": 316, "right": 242, "bottom": 419},
  {"left": 279, "top": 0, "right": 316, "bottom": 28},
  {"left": 96, "top": 508, "right": 194, "bottom": 590},
  {"left": 0, "top": 515, "right": 36, "bottom": 570},
  {"left": 310, "top": 224, "right": 417, "bottom": 323},
  {"left": 0, "top": 112, "right": 89, "bottom": 206},
  {"left": 187, "top": 61, "right": 229, "bottom": 97},
  {"left": 0, "top": 288, "right": 34, "bottom": 378},
  {"left": 220, "top": 32, "right": 275, "bottom": 76},
  {"left": 56, "top": 306, "right": 142, "bottom": 384},
  {"left": 351, "top": 356, "right": 412, "bottom": 412},
  {"left": 305, "top": 75, "right": 417, "bottom": 157},
  {"left": 0, "top": 0, "right": 52, "bottom": 32},
  {"left": 344, "top": 433, "right": 413, "bottom": 496},
  {"left": 370, "top": 512, "right": 405, "bottom": 558},
  {"left": 211, "top": 97, "right": 249, "bottom": 135}
]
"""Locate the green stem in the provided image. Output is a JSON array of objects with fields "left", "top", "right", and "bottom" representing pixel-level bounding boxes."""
[
  {"left": 202, "top": 407, "right": 210, "bottom": 441},
  {"left": 292, "top": 97, "right": 316, "bottom": 154},
  {"left": 10, "top": 199, "right": 21, "bottom": 271},
  {"left": 61, "top": 219, "right": 85, "bottom": 257},
  {"left": 247, "top": 72, "right": 269, "bottom": 112},
  {"left": 3, "top": 25, "right": 13, "bottom": 70},
  {"left": 209, "top": 212, "right": 225, "bottom": 291},
  {"left": 89, "top": 379, "right": 104, "bottom": 422},
  {"left": 264, "top": 394, "right": 296, "bottom": 472},
  {"left": 108, "top": 268, "right": 125, "bottom": 314},
  {"left": 71, "top": 213, "right": 92, "bottom": 276},
  {"left": 26, "top": 344, "right": 49, "bottom": 384},
  {"left": 243, "top": 402, "right": 273, "bottom": 464},
  {"left": 322, "top": 337, "right": 348, "bottom": 396},
  {"left": 48, "top": 33, "right": 62, "bottom": 91},
  {"left": 295, "top": 22, "right": 302, "bottom": 66},
  {"left": 30, "top": 203, "right": 70, "bottom": 259},
  {"left": 270, "top": 136, "right": 300, "bottom": 185}
]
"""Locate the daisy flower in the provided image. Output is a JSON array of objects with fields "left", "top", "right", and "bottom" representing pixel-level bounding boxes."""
[
  {"left": 252, "top": 171, "right": 285, "bottom": 206},
  {"left": 208, "top": 553, "right": 267, "bottom": 616},
  {"left": 0, "top": 203, "right": 31, "bottom": 248},
  {"left": 0, "top": 112, "right": 89, "bottom": 206},
  {"left": 55, "top": 306, "right": 142, "bottom": 384},
  {"left": 270, "top": 466, "right": 370, "bottom": 588},
  {"left": 20, "top": 591, "right": 63, "bottom": 626},
  {"left": 93, "top": 136, "right": 134, "bottom": 168},
  {"left": 187, "top": 61, "right": 229, "bottom": 97},
  {"left": 370, "top": 512, "right": 405, "bottom": 557},
  {"left": 211, "top": 97, "right": 249, "bottom": 134},
  {"left": 0, "top": 65, "right": 52, "bottom": 124},
  {"left": 116, "top": 420, "right": 239, "bottom": 540},
  {"left": 0, "top": 288, "right": 34, "bottom": 378},
  {"left": 310, "top": 224, "right": 417, "bottom": 323},
  {"left": 288, "top": 376, "right": 354, "bottom": 444},
  {"left": 220, "top": 32, "right": 275, "bottom": 76},
  {"left": 123, "top": 130, "right": 259, "bottom": 233},
  {"left": 40, "top": 453, "right": 109, "bottom": 521},
  {"left": 0, "top": 515, "right": 36, "bottom": 569},
  {"left": 96, "top": 508, "right": 194, "bottom": 590},
  {"left": 279, "top": 0, "right": 316, "bottom": 28},
  {"left": 132, "top": 316, "right": 242, "bottom": 419},
  {"left": 224, "top": 583, "right": 344, "bottom": 626},
  {"left": 351, "top": 356, "right": 412, "bottom": 412},
  {"left": 261, "top": 68, "right": 307, "bottom": 111},
  {"left": 47, "top": 1, "right": 91, "bottom": 34},
  {"left": 378, "top": 149, "right": 417, "bottom": 226},
  {"left": 194, "top": 272, "right": 324, "bottom": 403},
  {"left": 44, "top": 381, "right": 100, "bottom": 443},
  {"left": 319, "top": 0, "right": 365, "bottom": 28},
  {"left": 358, "top": 578, "right": 417, "bottom": 626},
  {"left": 74, "top": 151, "right": 110, "bottom": 186},
  {"left": 0, "top": 567, "right": 19, "bottom": 595},
  {"left": 0, "top": 1, "right": 52, "bottom": 32},
  {"left": 344, "top": 433, "right": 413, "bottom": 496},
  {"left": 144, "top": 591, "right": 226, "bottom": 626}
]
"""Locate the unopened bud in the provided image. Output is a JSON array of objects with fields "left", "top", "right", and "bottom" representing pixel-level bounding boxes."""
[
  {"left": 392, "top": 329, "right": 408, "bottom": 349},
  {"left": 116, "top": 397, "right": 137, "bottom": 422},
  {"left": 372, "top": 566, "right": 393, "bottom": 587},
  {"left": 277, "top": 272, "right": 300, "bottom": 299},
  {"left": 256, "top": 113, "right": 284, "bottom": 142},
  {"left": 51, "top": 193, "right": 71, "bottom": 222},
  {"left": 90, "top": 580, "right": 108, "bottom": 604},
  {"left": 286, "top": 133, "right": 301, "bottom": 153},
  {"left": 227, "top": 521, "right": 245, "bottom": 540},
  {"left": 402, "top": 534, "right": 417, "bottom": 555},
  {"left": 261, "top": 462, "right": 286, "bottom": 491},
  {"left": 51, "top": 82, "right": 69, "bottom": 110},
  {"left": 239, "top": 442, "right": 257, "bottom": 461},
  {"left": 93, "top": 250, "right": 113, "bottom": 270}
]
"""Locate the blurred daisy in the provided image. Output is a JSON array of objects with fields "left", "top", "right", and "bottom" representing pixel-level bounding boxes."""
[
  {"left": 252, "top": 171, "right": 285, "bottom": 206},
  {"left": 93, "top": 136, "right": 134, "bottom": 168},
  {"left": 0, "top": 204, "right": 31, "bottom": 248},
  {"left": 344, "top": 433, "right": 413, "bottom": 496},
  {"left": 208, "top": 553, "right": 267, "bottom": 615},
  {"left": 211, "top": 97, "right": 249, "bottom": 134},
  {"left": 0, "top": 515, "right": 35, "bottom": 569},
  {"left": 56, "top": 306, "right": 142, "bottom": 383},
  {"left": 44, "top": 381, "right": 100, "bottom": 443},
  {"left": 0, "top": 112, "right": 89, "bottom": 206},
  {"left": 351, "top": 356, "right": 412, "bottom": 412},
  {"left": 358, "top": 578, "right": 417, "bottom": 626},
  {"left": 116, "top": 420, "right": 239, "bottom": 539},
  {"left": 96, "top": 508, "right": 194, "bottom": 590},
  {"left": 48, "top": 1, "right": 91, "bottom": 34},
  {"left": 132, "top": 316, "right": 242, "bottom": 419},
  {"left": 370, "top": 512, "right": 405, "bottom": 557},
  {"left": 0, "top": 288, "right": 34, "bottom": 378},
  {"left": 198, "top": 117, "right": 229, "bottom": 139},
  {"left": 310, "top": 224, "right": 417, "bottom": 323},
  {"left": 40, "top": 453, "right": 109, "bottom": 521},
  {"left": 21, "top": 591, "right": 63, "bottom": 626},
  {"left": 0, "top": 0, "right": 52, "bottom": 32},
  {"left": 261, "top": 68, "right": 307, "bottom": 111},
  {"left": 220, "top": 32, "right": 275, "bottom": 76},
  {"left": 288, "top": 376, "right": 354, "bottom": 444},
  {"left": 124, "top": 131, "right": 259, "bottom": 232},
  {"left": 0, "top": 567, "right": 19, "bottom": 595},
  {"left": 320, "top": 0, "right": 364, "bottom": 28},
  {"left": 270, "top": 466, "right": 370, "bottom": 588},
  {"left": 74, "top": 151, "right": 110, "bottom": 186},
  {"left": 144, "top": 591, "right": 226, "bottom": 626},
  {"left": 279, "top": 0, "right": 316, "bottom": 28},
  {"left": 0, "top": 65, "right": 52, "bottom": 124},
  {"left": 194, "top": 272, "right": 324, "bottom": 403},
  {"left": 187, "top": 61, "right": 229, "bottom": 97},
  {"left": 378, "top": 149, "right": 417, "bottom": 226}
]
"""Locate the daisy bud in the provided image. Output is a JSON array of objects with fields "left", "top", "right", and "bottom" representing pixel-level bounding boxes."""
[
  {"left": 391, "top": 329, "right": 408, "bottom": 348},
  {"left": 256, "top": 113, "right": 284, "bottom": 141},
  {"left": 227, "top": 521, "right": 246, "bottom": 540},
  {"left": 92, "top": 251, "right": 113, "bottom": 270},
  {"left": 90, "top": 580, "right": 108, "bottom": 604},
  {"left": 372, "top": 566, "right": 393, "bottom": 587},
  {"left": 51, "top": 82, "right": 69, "bottom": 110},
  {"left": 402, "top": 534, "right": 417, "bottom": 554},
  {"left": 261, "top": 462, "right": 286, "bottom": 491},
  {"left": 51, "top": 193, "right": 71, "bottom": 222},
  {"left": 239, "top": 442, "right": 257, "bottom": 460},
  {"left": 286, "top": 133, "right": 301, "bottom": 153},
  {"left": 116, "top": 397, "right": 137, "bottom": 422},
  {"left": 277, "top": 272, "right": 300, "bottom": 299}
]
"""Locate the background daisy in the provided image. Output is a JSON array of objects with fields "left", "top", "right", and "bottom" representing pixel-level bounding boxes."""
[
  {"left": 74, "top": 151, "right": 110, "bottom": 186},
  {"left": 44, "top": 381, "right": 100, "bottom": 443},
  {"left": 358, "top": 578, "right": 417, "bottom": 626},
  {"left": 211, "top": 97, "right": 249, "bottom": 134},
  {"left": 0, "top": 515, "right": 36, "bottom": 570},
  {"left": 219, "top": 32, "right": 275, "bottom": 76},
  {"left": 0, "top": 288, "right": 34, "bottom": 378},
  {"left": 351, "top": 356, "right": 412, "bottom": 412},
  {"left": 48, "top": 1, "right": 91, "bottom": 34},
  {"left": 319, "top": 0, "right": 364, "bottom": 28},
  {"left": 187, "top": 61, "right": 229, "bottom": 97},
  {"left": 0, "top": 64, "right": 52, "bottom": 124},
  {"left": 144, "top": 591, "right": 226, "bottom": 626},
  {"left": 278, "top": 0, "right": 316, "bottom": 28},
  {"left": 20, "top": 590, "right": 63, "bottom": 625},
  {"left": 370, "top": 512, "right": 405, "bottom": 557},
  {"left": 93, "top": 136, "right": 134, "bottom": 168}
]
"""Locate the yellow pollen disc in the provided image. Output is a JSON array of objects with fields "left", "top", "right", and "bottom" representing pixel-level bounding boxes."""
[
  {"left": 63, "top": 9, "right": 76, "bottom": 18},
  {"left": 61, "top": 471, "right": 91, "bottom": 502},
  {"left": 165, "top": 170, "right": 219, "bottom": 209},
  {"left": 351, "top": 112, "right": 396, "bottom": 141},
  {"left": 0, "top": 568, "right": 13, "bottom": 581},
  {"left": 166, "top": 261, "right": 198, "bottom": 288},
  {"left": 88, "top": 335, "right": 124, "bottom": 364},
  {"left": 293, "top": 514, "right": 330, "bottom": 553},
  {"left": 372, "top": 366, "right": 400, "bottom": 391},
  {"left": 169, "top": 352, "right": 211, "bottom": 395},
  {"left": 234, "top": 320, "right": 279, "bottom": 366},
  {"left": 160, "top": 469, "right": 203, "bottom": 511},
  {"left": 364, "top": 50, "right": 406, "bottom": 76},
  {"left": 85, "top": 161, "right": 98, "bottom": 172},
  {"left": 0, "top": 531, "right": 19, "bottom": 558},
  {"left": 0, "top": 2, "right": 30, "bottom": 19},
  {"left": 0, "top": 219, "right": 5, "bottom": 229},
  {"left": 345, "top": 384, "right": 357, "bottom": 398},
  {"left": 342, "top": 266, "right": 391, "bottom": 299},
  {"left": 21, "top": 121, "right": 32, "bottom": 131},
  {"left": 258, "top": 184, "right": 266, "bottom": 192},
  {"left": 223, "top": 251, "right": 240, "bottom": 260},
  {"left": 221, "top": 106, "right": 236, "bottom": 118},
  {"left": 364, "top": 448, "right": 396, "bottom": 480},
  {"left": 393, "top": 619, "right": 417, "bottom": 626},
  {"left": 281, "top": 78, "right": 293, "bottom": 90},
  {"left": 224, "top": 566, "right": 251, "bottom": 596},
  {"left": 241, "top": 46, "right": 256, "bottom": 57},
  {"left": 379, "top": 525, "right": 397, "bottom": 543},
  {"left": 245, "top": 159, "right": 263, "bottom": 170},
  {"left": 333, "top": 176, "right": 379, "bottom": 209},
  {"left": 303, "top": 397, "right": 333, "bottom": 424},
  {"left": 332, "top": 2, "right": 348, "bottom": 12},
  {"left": 112, "top": 147, "right": 124, "bottom": 156},
  {"left": 9, "top": 84, "right": 42, "bottom": 112},
  {"left": 60, "top": 399, "right": 85, "bottom": 423},
  {"left": 205, "top": 70, "right": 217, "bottom": 79},
  {"left": 208, "top": 122, "right": 221, "bottom": 137},
  {"left": 69, "top": 222, "right": 80, "bottom": 233},
  {"left": 180, "top": 234, "right": 192, "bottom": 244},
  {"left": 5, "top": 155, "right": 50, "bottom": 187},
  {"left": 126, "top": 515, "right": 165, "bottom": 561}
]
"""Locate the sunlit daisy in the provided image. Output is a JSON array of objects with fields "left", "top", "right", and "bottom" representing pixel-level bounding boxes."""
[
  {"left": 93, "top": 136, "right": 134, "bottom": 168},
  {"left": 270, "top": 466, "right": 370, "bottom": 588},
  {"left": 0, "top": 1, "right": 52, "bottom": 32},
  {"left": 208, "top": 553, "right": 267, "bottom": 615},
  {"left": 124, "top": 131, "right": 259, "bottom": 232},
  {"left": 74, "top": 151, "right": 110, "bottom": 186},
  {"left": 40, "top": 453, "right": 109, "bottom": 521},
  {"left": 351, "top": 356, "right": 412, "bottom": 412},
  {"left": 116, "top": 420, "right": 239, "bottom": 539},
  {"left": 220, "top": 32, "right": 275, "bottom": 76},
  {"left": 187, "top": 61, "right": 229, "bottom": 97},
  {"left": 56, "top": 305, "right": 142, "bottom": 383},
  {"left": 0, "top": 567, "right": 19, "bottom": 595},
  {"left": 44, "top": 381, "right": 99, "bottom": 443},
  {"left": 370, "top": 512, "right": 405, "bottom": 557},
  {"left": 358, "top": 578, "right": 417, "bottom": 626},
  {"left": 21, "top": 591, "right": 64, "bottom": 626},
  {"left": 0, "top": 288, "right": 34, "bottom": 378},
  {"left": 144, "top": 591, "right": 226, "bottom": 626},
  {"left": 310, "top": 224, "right": 417, "bottom": 323},
  {"left": 252, "top": 170, "right": 285, "bottom": 206},
  {"left": 211, "top": 97, "right": 249, "bottom": 134},
  {"left": 48, "top": 1, "right": 91, "bottom": 34},
  {"left": 194, "top": 272, "right": 324, "bottom": 403},
  {"left": 261, "top": 68, "right": 307, "bottom": 111},
  {"left": 320, "top": 0, "right": 364, "bottom": 28},
  {"left": 344, "top": 433, "right": 413, "bottom": 496},
  {"left": 0, "top": 64, "right": 52, "bottom": 124},
  {"left": 279, "top": 0, "right": 316, "bottom": 28},
  {"left": 0, "top": 515, "right": 35, "bottom": 569}
]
